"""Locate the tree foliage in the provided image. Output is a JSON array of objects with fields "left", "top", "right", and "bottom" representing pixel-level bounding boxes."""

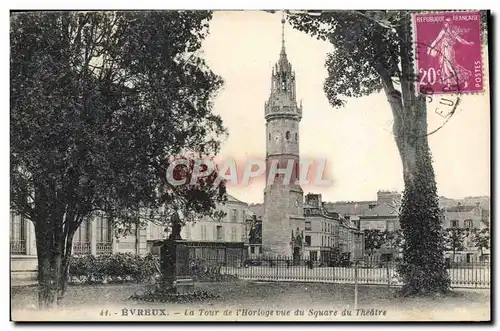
[
  {"left": 363, "top": 229, "right": 404, "bottom": 257},
  {"left": 11, "top": 11, "right": 225, "bottom": 307},
  {"left": 363, "top": 229, "right": 385, "bottom": 255},
  {"left": 444, "top": 227, "right": 469, "bottom": 260},
  {"left": 471, "top": 228, "right": 490, "bottom": 257},
  {"left": 384, "top": 229, "right": 404, "bottom": 251}
]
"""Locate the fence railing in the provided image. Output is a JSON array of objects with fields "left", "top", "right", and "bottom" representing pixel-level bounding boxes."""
[
  {"left": 10, "top": 240, "right": 26, "bottom": 255},
  {"left": 96, "top": 242, "right": 113, "bottom": 255},
  {"left": 186, "top": 256, "right": 490, "bottom": 289},
  {"left": 73, "top": 242, "right": 91, "bottom": 255}
]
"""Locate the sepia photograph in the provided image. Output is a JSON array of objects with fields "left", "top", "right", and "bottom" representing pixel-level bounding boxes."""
[{"left": 8, "top": 7, "right": 491, "bottom": 322}]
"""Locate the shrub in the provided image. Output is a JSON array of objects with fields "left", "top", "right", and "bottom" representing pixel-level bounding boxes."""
[
  {"left": 188, "top": 259, "right": 238, "bottom": 282},
  {"left": 69, "top": 253, "right": 160, "bottom": 284}
]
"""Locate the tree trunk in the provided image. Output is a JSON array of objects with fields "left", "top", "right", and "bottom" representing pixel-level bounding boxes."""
[
  {"left": 58, "top": 237, "right": 74, "bottom": 304},
  {"left": 374, "top": 17, "right": 451, "bottom": 295},
  {"left": 392, "top": 98, "right": 451, "bottom": 296},
  {"left": 37, "top": 254, "right": 56, "bottom": 309},
  {"left": 34, "top": 219, "right": 56, "bottom": 309},
  {"left": 34, "top": 217, "right": 76, "bottom": 308}
]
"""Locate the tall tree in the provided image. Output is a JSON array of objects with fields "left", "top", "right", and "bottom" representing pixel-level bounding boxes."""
[
  {"left": 287, "top": 10, "right": 473, "bottom": 295},
  {"left": 383, "top": 229, "right": 405, "bottom": 256},
  {"left": 11, "top": 11, "right": 226, "bottom": 308},
  {"left": 363, "top": 229, "right": 385, "bottom": 258},
  {"left": 444, "top": 228, "right": 468, "bottom": 262},
  {"left": 471, "top": 228, "right": 490, "bottom": 261}
]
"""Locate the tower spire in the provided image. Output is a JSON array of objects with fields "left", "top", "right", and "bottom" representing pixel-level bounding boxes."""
[{"left": 280, "top": 11, "right": 286, "bottom": 56}]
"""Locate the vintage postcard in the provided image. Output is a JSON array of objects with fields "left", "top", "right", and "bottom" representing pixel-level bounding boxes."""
[{"left": 10, "top": 9, "right": 490, "bottom": 322}]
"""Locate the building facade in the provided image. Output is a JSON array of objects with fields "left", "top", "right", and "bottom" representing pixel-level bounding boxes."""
[
  {"left": 146, "top": 194, "right": 250, "bottom": 250},
  {"left": 442, "top": 203, "right": 490, "bottom": 262},
  {"left": 10, "top": 194, "right": 253, "bottom": 281},
  {"left": 261, "top": 18, "right": 305, "bottom": 258},
  {"left": 10, "top": 212, "right": 147, "bottom": 281},
  {"left": 303, "top": 194, "right": 358, "bottom": 263}
]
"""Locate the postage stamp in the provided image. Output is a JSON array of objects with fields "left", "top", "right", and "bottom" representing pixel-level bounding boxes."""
[{"left": 413, "top": 11, "right": 484, "bottom": 95}]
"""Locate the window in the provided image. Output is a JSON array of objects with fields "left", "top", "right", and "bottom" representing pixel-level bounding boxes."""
[
  {"left": 305, "top": 221, "right": 311, "bottom": 230},
  {"left": 201, "top": 225, "right": 207, "bottom": 240},
  {"left": 74, "top": 219, "right": 90, "bottom": 243},
  {"left": 257, "top": 247, "right": 261, "bottom": 254},
  {"left": 269, "top": 133, "right": 271, "bottom": 141},
  {"left": 74, "top": 219, "right": 91, "bottom": 255},
  {"left": 305, "top": 235, "right": 311, "bottom": 246},
  {"left": 10, "top": 213, "right": 26, "bottom": 255},
  {"left": 96, "top": 216, "right": 111, "bottom": 243},
  {"left": 450, "top": 220, "right": 459, "bottom": 228},
  {"left": 231, "top": 209, "right": 237, "bottom": 222},
  {"left": 310, "top": 251, "right": 317, "bottom": 261},
  {"left": 231, "top": 227, "right": 237, "bottom": 241},
  {"left": 250, "top": 246, "right": 255, "bottom": 254},
  {"left": 321, "top": 236, "right": 324, "bottom": 247},
  {"left": 464, "top": 219, "right": 473, "bottom": 229},
  {"left": 295, "top": 133, "right": 298, "bottom": 142},
  {"left": 216, "top": 225, "right": 223, "bottom": 241},
  {"left": 286, "top": 131, "right": 290, "bottom": 140},
  {"left": 96, "top": 216, "right": 112, "bottom": 255},
  {"left": 242, "top": 210, "right": 246, "bottom": 222}
]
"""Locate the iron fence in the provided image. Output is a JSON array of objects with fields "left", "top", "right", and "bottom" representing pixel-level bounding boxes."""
[
  {"left": 186, "top": 255, "right": 490, "bottom": 289},
  {"left": 73, "top": 242, "right": 91, "bottom": 255},
  {"left": 96, "top": 242, "right": 113, "bottom": 255},
  {"left": 10, "top": 240, "right": 26, "bottom": 255}
]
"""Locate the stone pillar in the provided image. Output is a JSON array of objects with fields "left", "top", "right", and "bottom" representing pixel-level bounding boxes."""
[
  {"left": 111, "top": 235, "right": 118, "bottom": 254},
  {"left": 26, "top": 220, "right": 37, "bottom": 256},
  {"left": 138, "top": 225, "right": 148, "bottom": 255},
  {"left": 91, "top": 218, "right": 97, "bottom": 256}
]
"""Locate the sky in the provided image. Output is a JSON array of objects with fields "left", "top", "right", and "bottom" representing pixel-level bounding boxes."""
[{"left": 200, "top": 10, "right": 490, "bottom": 204}]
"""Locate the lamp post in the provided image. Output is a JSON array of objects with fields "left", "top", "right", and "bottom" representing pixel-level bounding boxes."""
[{"left": 353, "top": 230, "right": 364, "bottom": 310}]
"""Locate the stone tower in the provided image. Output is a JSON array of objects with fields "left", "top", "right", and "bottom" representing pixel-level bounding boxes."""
[{"left": 261, "top": 16, "right": 305, "bottom": 258}]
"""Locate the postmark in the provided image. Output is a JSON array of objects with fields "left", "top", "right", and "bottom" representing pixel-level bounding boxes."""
[
  {"left": 382, "top": 38, "right": 462, "bottom": 138},
  {"left": 413, "top": 11, "right": 483, "bottom": 95}
]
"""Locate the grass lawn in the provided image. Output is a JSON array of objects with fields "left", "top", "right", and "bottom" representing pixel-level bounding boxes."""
[{"left": 11, "top": 280, "right": 490, "bottom": 322}]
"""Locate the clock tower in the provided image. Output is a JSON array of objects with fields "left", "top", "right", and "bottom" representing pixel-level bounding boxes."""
[{"left": 261, "top": 16, "right": 305, "bottom": 258}]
